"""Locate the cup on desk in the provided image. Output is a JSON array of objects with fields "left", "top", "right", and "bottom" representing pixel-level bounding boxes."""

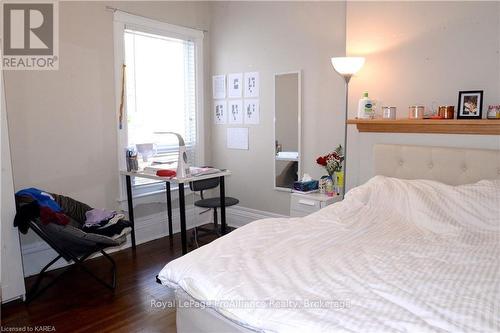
[
  {"left": 136, "top": 143, "right": 157, "bottom": 162},
  {"left": 126, "top": 149, "right": 139, "bottom": 172}
]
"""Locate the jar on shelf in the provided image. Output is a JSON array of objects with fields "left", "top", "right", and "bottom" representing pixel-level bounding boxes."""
[
  {"left": 438, "top": 105, "right": 455, "bottom": 119},
  {"left": 408, "top": 105, "right": 425, "bottom": 119},
  {"left": 487, "top": 105, "right": 500, "bottom": 119},
  {"left": 382, "top": 106, "right": 396, "bottom": 119}
]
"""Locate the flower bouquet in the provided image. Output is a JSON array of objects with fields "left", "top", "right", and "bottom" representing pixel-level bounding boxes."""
[
  {"left": 316, "top": 145, "right": 344, "bottom": 195},
  {"left": 316, "top": 145, "right": 344, "bottom": 177}
]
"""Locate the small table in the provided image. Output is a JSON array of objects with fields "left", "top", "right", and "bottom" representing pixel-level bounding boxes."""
[
  {"left": 290, "top": 192, "right": 340, "bottom": 217},
  {"left": 120, "top": 169, "right": 232, "bottom": 255}
]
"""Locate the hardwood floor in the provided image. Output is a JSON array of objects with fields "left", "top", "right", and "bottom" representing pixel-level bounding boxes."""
[{"left": 1, "top": 231, "right": 215, "bottom": 333}]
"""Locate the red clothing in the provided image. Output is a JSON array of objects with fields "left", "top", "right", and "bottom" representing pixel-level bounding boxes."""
[{"left": 40, "top": 207, "right": 69, "bottom": 225}]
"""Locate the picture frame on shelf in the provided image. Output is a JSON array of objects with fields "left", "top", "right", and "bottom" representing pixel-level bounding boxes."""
[{"left": 457, "top": 90, "right": 483, "bottom": 119}]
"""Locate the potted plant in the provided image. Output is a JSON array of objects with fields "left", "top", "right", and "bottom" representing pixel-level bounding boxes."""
[{"left": 316, "top": 145, "right": 344, "bottom": 195}]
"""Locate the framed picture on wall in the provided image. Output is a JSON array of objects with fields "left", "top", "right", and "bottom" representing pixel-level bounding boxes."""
[{"left": 457, "top": 90, "right": 483, "bottom": 119}]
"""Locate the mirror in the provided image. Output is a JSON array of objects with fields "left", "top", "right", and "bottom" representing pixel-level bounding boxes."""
[{"left": 274, "top": 71, "right": 301, "bottom": 191}]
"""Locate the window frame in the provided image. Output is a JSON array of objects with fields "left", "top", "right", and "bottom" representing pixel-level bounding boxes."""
[{"left": 113, "top": 12, "right": 205, "bottom": 201}]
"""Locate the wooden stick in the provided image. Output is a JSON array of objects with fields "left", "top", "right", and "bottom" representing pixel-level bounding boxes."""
[{"left": 119, "top": 64, "right": 126, "bottom": 129}]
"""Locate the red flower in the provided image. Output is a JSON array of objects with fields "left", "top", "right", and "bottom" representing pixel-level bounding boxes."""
[
  {"left": 316, "top": 156, "right": 327, "bottom": 166},
  {"left": 316, "top": 145, "right": 344, "bottom": 173}
]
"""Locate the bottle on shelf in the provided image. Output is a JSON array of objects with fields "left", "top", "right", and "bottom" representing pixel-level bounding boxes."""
[{"left": 357, "top": 91, "right": 374, "bottom": 119}]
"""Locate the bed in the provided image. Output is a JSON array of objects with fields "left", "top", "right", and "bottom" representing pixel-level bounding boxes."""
[{"left": 157, "top": 144, "right": 500, "bottom": 333}]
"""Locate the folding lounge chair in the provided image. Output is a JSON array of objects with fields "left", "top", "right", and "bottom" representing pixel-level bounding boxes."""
[{"left": 15, "top": 194, "right": 129, "bottom": 303}]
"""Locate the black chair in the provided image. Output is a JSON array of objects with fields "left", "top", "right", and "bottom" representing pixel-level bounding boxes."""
[
  {"left": 25, "top": 218, "right": 118, "bottom": 303},
  {"left": 189, "top": 177, "right": 239, "bottom": 245},
  {"left": 14, "top": 194, "right": 128, "bottom": 303}
]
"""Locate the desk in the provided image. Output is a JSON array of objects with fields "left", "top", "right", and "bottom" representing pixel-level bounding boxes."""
[{"left": 120, "top": 170, "right": 232, "bottom": 254}]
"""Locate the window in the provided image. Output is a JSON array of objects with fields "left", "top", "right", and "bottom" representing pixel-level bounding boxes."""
[
  {"left": 124, "top": 29, "right": 196, "bottom": 160},
  {"left": 114, "top": 13, "right": 204, "bottom": 197}
]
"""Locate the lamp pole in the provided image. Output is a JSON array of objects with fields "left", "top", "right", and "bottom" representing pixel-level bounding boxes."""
[
  {"left": 330, "top": 56, "right": 364, "bottom": 199},
  {"left": 342, "top": 74, "right": 352, "bottom": 199}
]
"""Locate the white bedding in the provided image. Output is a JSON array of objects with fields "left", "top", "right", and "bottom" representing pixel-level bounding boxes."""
[{"left": 158, "top": 176, "right": 500, "bottom": 333}]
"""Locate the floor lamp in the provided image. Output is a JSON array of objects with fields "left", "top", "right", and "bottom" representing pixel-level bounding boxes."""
[{"left": 330, "top": 57, "right": 365, "bottom": 198}]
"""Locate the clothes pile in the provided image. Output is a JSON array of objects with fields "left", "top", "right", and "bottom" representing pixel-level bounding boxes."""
[
  {"left": 14, "top": 188, "right": 131, "bottom": 239},
  {"left": 82, "top": 208, "right": 130, "bottom": 238},
  {"left": 15, "top": 188, "right": 70, "bottom": 231}
]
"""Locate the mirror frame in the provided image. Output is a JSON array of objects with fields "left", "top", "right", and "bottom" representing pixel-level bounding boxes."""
[{"left": 273, "top": 70, "right": 302, "bottom": 192}]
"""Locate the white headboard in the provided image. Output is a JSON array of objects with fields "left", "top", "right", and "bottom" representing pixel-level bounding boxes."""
[{"left": 374, "top": 144, "right": 500, "bottom": 185}]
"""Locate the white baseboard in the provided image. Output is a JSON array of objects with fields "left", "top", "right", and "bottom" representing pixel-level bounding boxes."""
[{"left": 21, "top": 206, "right": 285, "bottom": 277}]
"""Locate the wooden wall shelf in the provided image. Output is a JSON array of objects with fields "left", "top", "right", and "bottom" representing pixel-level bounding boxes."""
[{"left": 347, "top": 119, "right": 500, "bottom": 135}]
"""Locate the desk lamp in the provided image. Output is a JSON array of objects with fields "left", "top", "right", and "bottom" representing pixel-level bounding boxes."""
[{"left": 154, "top": 132, "right": 190, "bottom": 179}]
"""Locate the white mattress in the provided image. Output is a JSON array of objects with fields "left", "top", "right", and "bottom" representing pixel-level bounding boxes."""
[{"left": 158, "top": 176, "right": 500, "bottom": 332}]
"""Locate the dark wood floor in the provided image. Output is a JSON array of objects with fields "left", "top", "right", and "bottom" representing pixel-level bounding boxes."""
[{"left": 1, "top": 231, "right": 215, "bottom": 333}]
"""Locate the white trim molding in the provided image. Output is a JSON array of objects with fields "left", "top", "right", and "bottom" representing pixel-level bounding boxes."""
[
  {"left": 20, "top": 206, "right": 286, "bottom": 277},
  {"left": 113, "top": 11, "right": 204, "bottom": 40}
]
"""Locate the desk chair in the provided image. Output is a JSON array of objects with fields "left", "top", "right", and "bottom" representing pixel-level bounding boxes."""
[{"left": 189, "top": 177, "right": 239, "bottom": 246}]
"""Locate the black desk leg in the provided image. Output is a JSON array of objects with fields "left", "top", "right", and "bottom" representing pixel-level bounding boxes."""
[
  {"left": 166, "top": 182, "right": 173, "bottom": 239},
  {"left": 220, "top": 176, "right": 227, "bottom": 235},
  {"left": 178, "top": 183, "right": 187, "bottom": 255},
  {"left": 125, "top": 175, "right": 136, "bottom": 250}
]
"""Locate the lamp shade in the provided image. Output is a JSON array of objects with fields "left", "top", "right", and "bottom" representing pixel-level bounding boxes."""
[{"left": 331, "top": 57, "right": 365, "bottom": 76}]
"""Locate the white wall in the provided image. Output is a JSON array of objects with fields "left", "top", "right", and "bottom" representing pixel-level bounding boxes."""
[
  {"left": 346, "top": 1, "right": 500, "bottom": 189},
  {"left": 210, "top": 2, "right": 346, "bottom": 215}
]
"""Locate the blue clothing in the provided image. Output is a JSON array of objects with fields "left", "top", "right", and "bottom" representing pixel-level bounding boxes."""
[{"left": 15, "top": 188, "right": 62, "bottom": 212}]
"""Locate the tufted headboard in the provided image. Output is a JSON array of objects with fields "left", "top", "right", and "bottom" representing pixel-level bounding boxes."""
[{"left": 374, "top": 144, "right": 500, "bottom": 185}]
